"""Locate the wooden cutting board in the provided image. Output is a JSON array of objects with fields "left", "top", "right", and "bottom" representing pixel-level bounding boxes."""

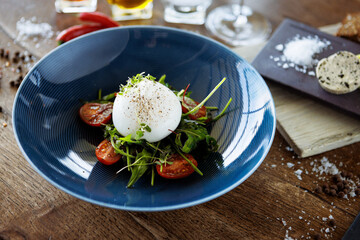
[{"left": 233, "top": 23, "right": 360, "bottom": 158}]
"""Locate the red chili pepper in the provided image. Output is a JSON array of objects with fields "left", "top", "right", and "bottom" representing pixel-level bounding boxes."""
[
  {"left": 56, "top": 24, "right": 105, "bottom": 45},
  {"left": 79, "top": 12, "right": 120, "bottom": 28}
]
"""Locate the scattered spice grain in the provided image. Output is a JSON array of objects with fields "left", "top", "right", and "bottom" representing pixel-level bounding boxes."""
[
  {"left": 338, "top": 191, "right": 345, "bottom": 198},
  {"left": 355, "top": 188, "right": 360, "bottom": 195},
  {"left": 4, "top": 50, "right": 9, "bottom": 59},
  {"left": 0, "top": 46, "right": 37, "bottom": 89},
  {"left": 317, "top": 169, "right": 360, "bottom": 198},
  {"left": 315, "top": 186, "right": 323, "bottom": 193},
  {"left": 313, "top": 233, "right": 321, "bottom": 240},
  {"left": 14, "top": 80, "right": 20, "bottom": 88}
]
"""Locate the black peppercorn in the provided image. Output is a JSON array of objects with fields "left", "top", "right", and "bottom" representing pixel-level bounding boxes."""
[
  {"left": 338, "top": 191, "right": 345, "bottom": 198},
  {"left": 329, "top": 219, "right": 336, "bottom": 227}
]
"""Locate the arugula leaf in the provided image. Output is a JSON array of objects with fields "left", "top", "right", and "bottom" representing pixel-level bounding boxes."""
[
  {"left": 135, "top": 123, "right": 152, "bottom": 140},
  {"left": 158, "top": 74, "right": 166, "bottom": 85},
  {"left": 102, "top": 92, "right": 116, "bottom": 101},
  {"left": 175, "top": 120, "right": 218, "bottom": 153},
  {"left": 135, "top": 130, "right": 144, "bottom": 140},
  {"left": 127, "top": 149, "right": 152, "bottom": 188},
  {"left": 144, "top": 125, "right": 151, "bottom": 132},
  {"left": 103, "top": 124, "right": 142, "bottom": 158}
]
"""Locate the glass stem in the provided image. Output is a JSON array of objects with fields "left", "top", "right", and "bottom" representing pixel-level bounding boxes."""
[
  {"left": 239, "top": 0, "right": 245, "bottom": 15},
  {"left": 233, "top": 0, "right": 248, "bottom": 29}
]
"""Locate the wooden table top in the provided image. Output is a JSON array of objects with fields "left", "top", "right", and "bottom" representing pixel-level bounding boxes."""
[{"left": 1, "top": 0, "right": 360, "bottom": 239}]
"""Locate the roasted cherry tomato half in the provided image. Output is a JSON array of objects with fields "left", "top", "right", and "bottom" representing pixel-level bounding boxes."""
[
  {"left": 95, "top": 139, "right": 121, "bottom": 165},
  {"left": 79, "top": 102, "right": 113, "bottom": 127},
  {"left": 156, "top": 153, "right": 198, "bottom": 179},
  {"left": 181, "top": 97, "right": 207, "bottom": 120}
]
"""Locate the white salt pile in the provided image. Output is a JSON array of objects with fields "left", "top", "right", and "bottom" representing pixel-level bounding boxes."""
[
  {"left": 283, "top": 37, "right": 329, "bottom": 66},
  {"left": 271, "top": 35, "right": 331, "bottom": 75},
  {"left": 16, "top": 17, "right": 54, "bottom": 48},
  {"left": 311, "top": 157, "right": 339, "bottom": 177}
]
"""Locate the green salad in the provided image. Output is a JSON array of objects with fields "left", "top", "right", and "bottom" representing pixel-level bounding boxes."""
[{"left": 79, "top": 73, "right": 231, "bottom": 187}]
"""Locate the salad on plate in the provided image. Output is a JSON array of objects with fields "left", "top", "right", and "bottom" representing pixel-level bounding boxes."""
[{"left": 79, "top": 73, "right": 232, "bottom": 187}]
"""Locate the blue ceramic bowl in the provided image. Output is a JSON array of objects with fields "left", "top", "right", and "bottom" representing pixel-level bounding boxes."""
[{"left": 13, "top": 26, "right": 276, "bottom": 211}]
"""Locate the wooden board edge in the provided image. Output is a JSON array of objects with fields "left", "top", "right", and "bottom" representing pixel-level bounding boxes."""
[
  {"left": 300, "top": 135, "right": 360, "bottom": 158},
  {"left": 275, "top": 119, "right": 304, "bottom": 157}
]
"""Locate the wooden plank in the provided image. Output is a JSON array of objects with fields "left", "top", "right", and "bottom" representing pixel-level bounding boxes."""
[{"left": 233, "top": 24, "right": 360, "bottom": 157}]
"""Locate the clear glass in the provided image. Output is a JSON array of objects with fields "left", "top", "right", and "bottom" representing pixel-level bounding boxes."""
[
  {"left": 55, "top": 0, "right": 97, "bottom": 13},
  {"left": 107, "top": 0, "right": 153, "bottom": 21},
  {"left": 205, "top": 0, "right": 271, "bottom": 46},
  {"left": 161, "top": 0, "right": 212, "bottom": 25}
]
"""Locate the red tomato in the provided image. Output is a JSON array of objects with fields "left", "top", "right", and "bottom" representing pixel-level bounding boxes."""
[
  {"left": 95, "top": 139, "right": 121, "bottom": 165},
  {"left": 79, "top": 102, "right": 113, "bottom": 127},
  {"left": 156, "top": 154, "right": 198, "bottom": 179},
  {"left": 182, "top": 97, "right": 207, "bottom": 120}
]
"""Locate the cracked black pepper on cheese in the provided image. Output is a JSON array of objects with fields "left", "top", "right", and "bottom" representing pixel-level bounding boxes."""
[{"left": 315, "top": 51, "right": 360, "bottom": 94}]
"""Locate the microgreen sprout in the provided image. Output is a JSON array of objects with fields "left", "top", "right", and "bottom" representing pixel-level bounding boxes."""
[
  {"left": 118, "top": 72, "right": 156, "bottom": 96},
  {"left": 212, "top": 98, "right": 233, "bottom": 121},
  {"left": 182, "top": 77, "right": 226, "bottom": 117},
  {"left": 116, "top": 154, "right": 151, "bottom": 174},
  {"left": 158, "top": 74, "right": 166, "bottom": 85},
  {"left": 205, "top": 106, "right": 218, "bottom": 110},
  {"left": 135, "top": 123, "right": 152, "bottom": 140},
  {"left": 175, "top": 147, "right": 203, "bottom": 176},
  {"left": 88, "top": 89, "right": 116, "bottom": 104},
  {"left": 98, "top": 88, "right": 102, "bottom": 100},
  {"left": 155, "top": 152, "right": 172, "bottom": 173}
]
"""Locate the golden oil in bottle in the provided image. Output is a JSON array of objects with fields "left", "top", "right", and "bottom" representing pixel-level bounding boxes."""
[
  {"left": 108, "top": 0, "right": 153, "bottom": 20},
  {"left": 107, "top": 0, "right": 152, "bottom": 9}
]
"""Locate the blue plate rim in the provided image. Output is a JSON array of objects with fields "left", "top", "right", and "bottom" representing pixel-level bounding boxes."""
[{"left": 12, "top": 26, "right": 276, "bottom": 211}]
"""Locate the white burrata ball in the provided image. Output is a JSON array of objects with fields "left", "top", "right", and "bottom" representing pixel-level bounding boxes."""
[{"left": 112, "top": 79, "right": 182, "bottom": 142}]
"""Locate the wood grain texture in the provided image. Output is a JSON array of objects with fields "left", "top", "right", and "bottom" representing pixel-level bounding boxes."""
[
  {"left": 274, "top": 85, "right": 360, "bottom": 158},
  {"left": 0, "top": 1, "right": 360, "bottom": 240}
]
